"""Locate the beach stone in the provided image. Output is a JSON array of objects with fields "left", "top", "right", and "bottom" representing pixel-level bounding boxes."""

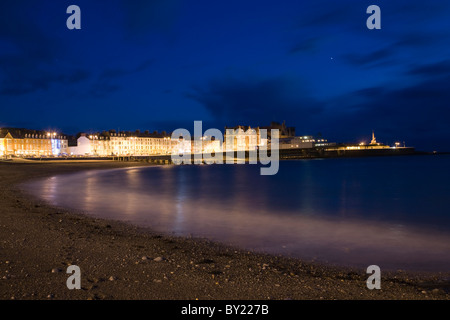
[
  {"left": 153, "top": 257, "right": 165, "bottom": 262},
  {"left": 108, "top": 276, "right": 117, "bottom": 281},
  {"left": 431, "top": 288, "right": 443, "bottom": 295},
  {"left": 51, "top": 268, "right": 62, "bottom": 273},
  {"left": 141, "top": 256, "right": 150, "bottom": 260}
]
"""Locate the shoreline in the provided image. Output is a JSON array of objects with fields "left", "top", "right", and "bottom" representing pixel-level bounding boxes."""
[{"left": 1, "top": 160, "right": 449, "bottom": 300}]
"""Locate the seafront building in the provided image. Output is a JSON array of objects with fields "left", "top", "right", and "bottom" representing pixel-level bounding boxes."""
[
  {"left": 0, "top": 128, "right": 68, "bottom": 157},
  {"left": 227, "top": 121, "right": 334, "bottom": 150},
  {"left": 72, "top": 125, "right": 271, "bottom": 156},
  {"left": 1, "top": 122, "right": 340, "bottom": 158},
  {"left": 279, "top": 135, "right": 333, "bottom": 149},
  {"left": 69, "top": 131, "right": 179, "bottom": 156},
  {"left": 223, "top": 125, "right": 265, "bottom": 152},
  {"left": 110, "top": 132, "right": 177, "bottom": 156}
]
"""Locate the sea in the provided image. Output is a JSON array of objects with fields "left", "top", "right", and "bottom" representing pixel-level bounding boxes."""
[{"left": 23, "top": 155, "right": 450, "bottom": 272}]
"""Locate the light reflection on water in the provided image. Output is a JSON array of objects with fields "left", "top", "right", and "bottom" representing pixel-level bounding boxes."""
[{"left": 23, "top": 157, "right": 450, "bottom": 271}]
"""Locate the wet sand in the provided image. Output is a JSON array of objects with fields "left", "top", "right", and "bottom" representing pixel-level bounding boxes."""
[{"left": 1, "top": 160, "right": 449, "bottom": 300}]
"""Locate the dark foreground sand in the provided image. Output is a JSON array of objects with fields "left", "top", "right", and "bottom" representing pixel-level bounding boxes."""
[{"left": 1, "top": 160, "right": 449, "bottom": 300}]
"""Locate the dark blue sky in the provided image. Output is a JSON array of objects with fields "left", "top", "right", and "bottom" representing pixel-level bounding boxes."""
[{"left": 1, "top": 0, "right": 450, "bottom": 151}]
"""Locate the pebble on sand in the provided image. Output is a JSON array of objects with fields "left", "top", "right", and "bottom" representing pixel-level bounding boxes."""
[{"left": 153, "top": 257, "right": 165, "bottom": 262}]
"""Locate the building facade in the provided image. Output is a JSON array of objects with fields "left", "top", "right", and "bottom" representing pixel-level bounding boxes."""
[
  {"left": 0, "top": 128, "right": 68, "bottom": 157},
  {"left": 109, "top": 133, "right": 177, "bottom": 156},
  {"left": 69, "top": 131, "right": 181, "bottom": 156},
  {"left": 224, "top": 126, "right": 265, "bottom": 152}
]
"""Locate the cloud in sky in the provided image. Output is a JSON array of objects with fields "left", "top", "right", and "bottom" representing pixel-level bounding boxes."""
[
  {"left": 99, "top": 59, "right": 154, "bottom": 80},
  {"left": 407, "top": 59, "right": 450, "bottom": 78},
  {"left": 343, "top": 48, "right": 394, "bottom": 68},
  {"left": 0, "top": 1, "right": 92, "bottom": 96},
  {"left": 86, "top": 59, "right": 155, "bottom": 98},
  {"left": 289, "top": 37, "right": 319, "bottom": 55},
  {"left": 187, "top": 75, "right": 324, "bottom": 126}
]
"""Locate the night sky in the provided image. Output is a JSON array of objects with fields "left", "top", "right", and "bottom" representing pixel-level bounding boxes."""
[{"left": 1, "top": 0, "right": 450, "bottom": 151}]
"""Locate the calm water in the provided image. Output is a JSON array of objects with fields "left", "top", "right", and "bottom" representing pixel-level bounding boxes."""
[{"left": 24, "top": 155, "right": 450, "bottom": 271}]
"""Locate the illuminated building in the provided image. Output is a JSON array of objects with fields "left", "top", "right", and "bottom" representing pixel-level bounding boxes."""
[
  {"left": 280, "top": 136, "right": 317, "bottom": 149},
  {"left": 110, "top": 132, "right": 177, "bottom": 156},
  {"left": 224, "top": 126, "right": 265, "bottom": 152},
  {"left": 352, "top": 131, "right": 390, "bottom": 150},
  {"left": 0, "top": 128, "right": 68, "bottom": 157},
  {"left": 190, "top": 136, "right": 222, "bottom": 154},
  {"left": 268, "top": 133, "right": 334, "bottom": 150},
  {"left": 69, "top": 130, "right": 180, "bottom": 156},
  {"left": 69, "top": 134, "right": 94, "bottom": 156},
  {"left": 370, "top": 130, "right": 377, "bottom": 145},
  {"left": 173, "top": 137, "right": 193, "bottom": 155}
]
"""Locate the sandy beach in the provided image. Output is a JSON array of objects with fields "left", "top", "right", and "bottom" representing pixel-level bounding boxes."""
[{"left": 1, "top": 160, "right": 449, "bottom": 300}]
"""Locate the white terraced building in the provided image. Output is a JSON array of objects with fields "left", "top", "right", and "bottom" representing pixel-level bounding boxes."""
[{"left": 69, "top": 132, "right": 179, "bottom": 156}]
